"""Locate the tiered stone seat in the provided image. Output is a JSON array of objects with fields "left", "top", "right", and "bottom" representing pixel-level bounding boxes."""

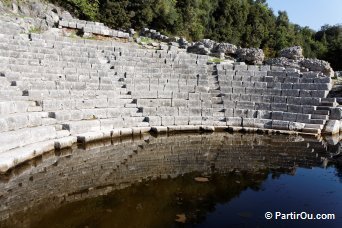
[
  {"left": 215, "top": 64, "right": 335, "bottom": 133},
  {"left": 0, "top": 23, "right": 339, "bottom": 172}
]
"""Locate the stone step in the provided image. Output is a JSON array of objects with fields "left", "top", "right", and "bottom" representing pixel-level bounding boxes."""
[
  {"left": 319, "top": 102, "right": 337, "bottom": 107},
  {"left": 310, "top": 114, "right": 329, "bottom": 120},
  {"left": 302, "top": 128, "right": 321, "bottom": 134},
  {"left": 316, "top": 106, "right": 332, "bottom": 111},
  {"left": 304, "top": 124, "right": 324, "bottom": 130},
  {"left": 309, "top": 119, "right": 326, "bottom": 125},
  {"left": 312, "top": 110, "right": 330, "bottom": 115}
]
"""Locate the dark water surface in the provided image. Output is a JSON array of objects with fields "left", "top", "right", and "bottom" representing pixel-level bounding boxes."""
[{"left": 0, "top": 133, "right": 341, "bottom": 228}]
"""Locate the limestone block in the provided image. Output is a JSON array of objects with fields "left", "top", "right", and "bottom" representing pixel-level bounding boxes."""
[
  {"left": 267, "top": 82, "right": 282, "bottom": 89},
  {"left": 299, "top": 90, "right": 312, "bottom": 97},
  {"left": 284, "top": 77, "right": 299, "bottom": 83},
  {"left": 272, "top": 111, "right": 284, "bottom": 120},
  {"left": 75, "top": 99, "right": 95, "bottom": 109},
  {"left": 175, "top": 116, "right": 189, "bottom": 125},
  {"left": 272, "top": 120, "right": 289, "bottom": 130},
  {"left": 42, "top": 100, "right": 63, "bottom": 111},
  {"left": 94, "top": 99, "right": 108, "bottom": 108},
  {"left": 263, "top": 89, "right": 281, "bottom": 96},
  {"left": 271, "top": 103, "right": 287, "bottom": 112},
  {"left": 289, "top": 122, "right": 305, "bottom": 131},
  {"left": 0, "top": 126, "right": 56, "bottom": 153},
  {"left": 240, "top": 94, "right": 251, "bottom": 101},
  {"left": 158, "top": 99, "right": 172, "bottom": 106},
  {"left": 257, "top": 110, "right": 272, "bottom": 119},
  {"left": 323, "top": 120, "right": 340, "bottom": 135},
  {"left": 234, "top": 65, "right": 248, "bottom": 71},
  {"left": 274, "top": 96, "right": 287, "bottom": 103},
  {"left": 189, "top": 116, "right": 202, "bottom": 125},
  {"left": 54, "top": 136, "right": 77, "bottom": 150},
  {"left": 195, "top": 86, "right": 210, "bottom": 93},
  {"left": 283, "top": 112, "right": 297, "bottom": 122},
  {"left": 296, "top": 114, "right": 311, "bottom": 123},
  {"left": 173, "top": 92, "right": 189, "bottom": 99},
  {"left": 122, "top": 117, "right": 145, "bottom": 127},
  {"left": 161, "top": 116, "right": 175, "bottom": 126},
  {"left": 201, "top": 116, "right": 214, "bottom": 125},
  {"left": 232, "top": 87, "right": 246, "bottom": 94},
  {"left": 311, "top": 90, "right": 328, "bottom": 98},
  {"left": 234, "top": 109, "right": 248, "bottom": 118},
  {"left": 242, "top": 118, "right": 255, "bottom": 128},
  {"left": 147, "top": 116, "right": 162, "bottom": 126},
  {"left": 287, "top": 97, "right": 301, "bottom": 105},
  {"left": 255, "top": 102, "right": 271, "bottom": 111},
  {"left": 243, "top": 81, "right": 254, "bottom": 88},
  {"left": 254, "top": 119, "right": 272, "bottom": 129},
  {"left": 63, "top": 120, "right": 101, "bottom": 135},
  {"left": 82, "top": 109, "right": 107, "bottom": 120},
  {"left": 142, "top": 107, "right": 158, "bottom": 116},
  {"left": 77, "top": 131, "right": 107, "bottom": 143},
  {"left": 224, "top": 108, "right": 234, "bottom": 117},
  {"left": 247, "top": 110, "right": 258, "bottom": 118},
  {"left": 250, "top": 95, "right": 263, "bottom": 103},
  {"left": 189, "top": 108, "right": 202, "bottom": 116},
  {"left": 179, "top": 107, "right": 189, "bottom": 116},
  {"left": 120, "top": 128, "right": 133, "bottom": 136},
  {"left": 232, "top": 81, "right": 243, "bottom": 87},
  {"left": 330, "top": 107, "right": 342, "bottom": 120},
  {"left": 151, "top": 126, "right": 168, "bottom": 133},
  {"left": 236, "top": 101, "right": 255, "bottom": 110},
  {"left": 226, "top": 117, "right": 242, "bottom": 127},
  {"left": 4, "top": 114, "right": 28, "bottom": 131},
  {"left": 300, "top": 97, "right": 320, "bottom": 106},
  {"left": 288, "top": 105, "right": 302, "bottom": 113},
  {"left": 157, "top": 107, "right": 178, "bottom": 116},
  {"left": 314, "top": 77, "right": 331, "bottom": 83},
  {"left": 282, "top": 89, "right": 300, "bottom": 97}
]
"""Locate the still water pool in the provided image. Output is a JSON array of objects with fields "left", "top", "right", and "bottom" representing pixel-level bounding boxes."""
[{"left": 0, "top": 133, "right": 341, "bottom": 228}]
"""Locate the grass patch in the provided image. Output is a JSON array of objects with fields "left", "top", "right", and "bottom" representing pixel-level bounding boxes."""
[
  {"left": 28, "top": 27, "right": 42, "bottom": 34},
  {"left": 140, "top": 36, "right": 155, "bottom": 44},
  {"left": 208, "top": 57, "right": 224, "bottom": 63}
]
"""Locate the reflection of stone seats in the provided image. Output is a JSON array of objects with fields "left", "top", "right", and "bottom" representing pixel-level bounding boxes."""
[{"left": 0, "top": 133, "right": 329, "bottom": 225}]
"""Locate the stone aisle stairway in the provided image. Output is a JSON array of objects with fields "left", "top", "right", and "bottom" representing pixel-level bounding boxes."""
[
  {"left": 99, "top": 47, "right": 148, "bottom": 128},
  {"left": 208, "top": 64, "right": 226, "bottom": 125},
  {"left": 303, "top": 98, "right": 338, "bottom": 134}
]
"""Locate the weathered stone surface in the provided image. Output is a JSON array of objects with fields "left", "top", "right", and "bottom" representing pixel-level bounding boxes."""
[
  {"left": 289, "top": 122, "right": 305, "bottom": 131},
  {"left": 279, "top": 46, "right": 304, "bottom": 60},
  {"left": 299, "top": 58, "right": 334, "bottom": 77},
  {"left": 213, "top": 43, "right": 237, "bottom": 55},
  {"left": 236, "top": 48, "right": 264, "bottom": 65},
  {"left": 330, "top": 107, "right": 342, "bottom": 120},
  {"left": 323, "top": 120, "right": 340, "bottom": 135}
]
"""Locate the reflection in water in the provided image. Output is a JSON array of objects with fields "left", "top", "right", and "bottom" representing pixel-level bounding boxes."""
[{"left": 0, "top": 132, "right": 341, "bottom": 227}]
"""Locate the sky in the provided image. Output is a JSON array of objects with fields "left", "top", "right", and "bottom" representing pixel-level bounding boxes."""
[{"left": 266, "top": 0, "right": 342, "bottom": 31}]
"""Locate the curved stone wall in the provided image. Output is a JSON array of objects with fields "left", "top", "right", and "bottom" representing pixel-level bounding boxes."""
[{"left": 0, "top": 28, "right": 340, "bottom": 172}]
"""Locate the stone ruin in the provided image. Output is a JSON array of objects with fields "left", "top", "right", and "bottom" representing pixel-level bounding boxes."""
[{"left": 0, "top": 0, "right": 341, "bottom": 173}]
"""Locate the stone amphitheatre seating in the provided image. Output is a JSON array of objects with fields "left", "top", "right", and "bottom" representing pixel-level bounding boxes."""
[{"left": 0, "top": 23, "right": 338, "bottom": 172}]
